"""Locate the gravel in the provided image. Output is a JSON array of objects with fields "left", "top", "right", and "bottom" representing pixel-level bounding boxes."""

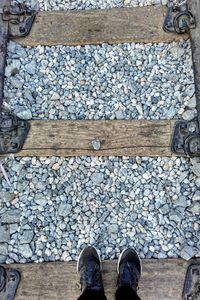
[
  {"left": 1, "top": 209, "right": 21, "bottom": 224},
  {"left": 191, "top": 159, "right": 200, "bottom": 177},
  {"left": 4, "top": 40, "right": 195, "bottom": 121},
  {"left": 124, "top": 0, "right": 163, "bottom": 7},
  {"left": 0, "top": 244, "right": 8, "bottom": 256},
  {"left": 0, "top": 156, "right": 199, "bottom": 263},
  {"left": 13, "top": 0, "right": 163, "bottom": 11},
  {"left": 19, "top": 229, "right": 34, "bottom": 244},
  {"left": 19, "top": 244, "right": 33, "bottom": 258},
  {"left": 2, "top": 0, "right": 198, "bottom": 265},
  {"left": 192, "top": 191, "right": 200, "bottom": 201},
  {"left": 180, "top": 245, "right": 198, "bottom": 261},
  {"left": 0, "top": 225, "right": 10, "bottom": 243}
]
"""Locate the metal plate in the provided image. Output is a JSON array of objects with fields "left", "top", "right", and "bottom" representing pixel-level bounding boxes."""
[
  {"left": 182, "top": 262, "right": 200, "bottom": 300},
  {"left": 2, "top": 4, "right": 37, "bottom": 37},
  {"left": 0, "top": 266, "right": 20, "bottom": 300},
  {"left": 171, "top": 120, "right": 200, "bottom": 157},
  {"left": 0, "top": 112, "right": 30, "bottom": 154}
]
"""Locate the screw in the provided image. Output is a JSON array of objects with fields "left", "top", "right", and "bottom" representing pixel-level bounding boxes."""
[{"left": 91, "top": 138, "right": 101, "bottom": 150}]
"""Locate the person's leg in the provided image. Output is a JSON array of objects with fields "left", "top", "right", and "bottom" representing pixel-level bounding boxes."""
[
  {"left": 116, "top": 286, "right": 141, "bottom": 300},
  {"left": 77, "top": 246, "right": 107, "bottom": 300},
  {"left": 78, "top": 288, "right": 107, "bottom": 300},
  {"left": 116, "top": 248, "right": 142, "bottom": 300}
]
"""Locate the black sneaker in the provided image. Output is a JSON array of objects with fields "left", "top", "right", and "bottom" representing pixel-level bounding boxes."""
[
  {"left": 117, "top": 248, "right": 142, "bottom": 292},
  {"left": 77, "top": 246, "right": 104, "bottom": 293}
]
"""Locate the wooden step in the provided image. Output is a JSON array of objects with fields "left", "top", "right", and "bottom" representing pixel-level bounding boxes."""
[
  {"left": 3, "top": 258, "right": 198, "bottom": 300},
  {"left": 4, "top": 119, "right": 176, "bottom": 157},
  {"left": 14, "top": 6, "right": 188, "bottom": 47}
]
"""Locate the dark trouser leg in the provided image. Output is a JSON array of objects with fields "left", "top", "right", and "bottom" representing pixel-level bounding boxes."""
[
  {"left": 116, "top": 286, "right": 141, "bottom": 300},
  {"left": 78, "top": 289, "right": 107, "bottom": 300}
]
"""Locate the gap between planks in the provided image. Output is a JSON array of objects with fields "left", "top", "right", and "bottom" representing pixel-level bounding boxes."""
[
  {"left": 13, "top": 6, "right": 188, "bottom": 47},
  {"left": 1, "top": 119, "right": 177, "bottom": 157},
  {"left": 3, "top": 258, "right": 198, "bottom": 300}
]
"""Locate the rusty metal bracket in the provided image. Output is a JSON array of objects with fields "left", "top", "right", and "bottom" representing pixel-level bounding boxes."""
[
  {"left": 182, "top": 262, "right": 200, "bottom": 300},
  {"left": 0, "top": 112, "right": 30, "bottom": 154},
  {"left": 1, "top": 4, "right": 36, "bottom": 37},
  {"left": 0, "top": 0, "right": 34, "bottom": 155},
  {"left": 163, "top": 0, "right": 196, "bottom": 34},
  {"left": 166, "top": 0, "right": 200, "bottom": 157},
  {"left": 0, "top": 266, "right": 20, "bottom": 300},
  {"left": 171, "top": 120, "right": 200, "bottom": 157}
]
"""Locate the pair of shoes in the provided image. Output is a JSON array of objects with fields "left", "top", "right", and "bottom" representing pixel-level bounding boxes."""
[{"left": 77, "top": 246, "right": 141, "bottom": 294}]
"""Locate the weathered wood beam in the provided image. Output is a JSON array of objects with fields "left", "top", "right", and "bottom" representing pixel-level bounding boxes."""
[
  {"left": 1, "top": 120, "right": 176, "bottom": 157},
  {"left": 14, "top": 6, "right": 188, "bottom": 47},
  {"left": 4, "top": 258, "right": 198, "bottom": 300}
]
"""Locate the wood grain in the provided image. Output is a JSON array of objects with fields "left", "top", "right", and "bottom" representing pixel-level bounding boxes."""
[
  {"left": 3, "top": 258, "right": 198, "bottom": 300},
  {"left": 14, "top": 6, "right": 188, "bottom": 47},
  {"left": 6, "top": 120, "right": 176, "bottom": 157}
]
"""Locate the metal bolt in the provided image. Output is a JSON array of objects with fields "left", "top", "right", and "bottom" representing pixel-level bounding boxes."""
[{"left": 91, "top": 138, "right": 101, "bottom": 150}]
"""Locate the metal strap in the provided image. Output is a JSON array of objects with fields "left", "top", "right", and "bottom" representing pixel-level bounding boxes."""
[
  {"left": 0, "top": 1, "right": 34, "bottom": 154},
  {"left": 0, "top": 0, "right": 10, "bottom": 116}
]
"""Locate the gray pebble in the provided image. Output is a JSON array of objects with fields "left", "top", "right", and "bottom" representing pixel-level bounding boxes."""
[
  {"left": 0, "top": 192, "right": 15, "bottom": 203},
  {"left": 25, "top": 61, "right": 36, "bottom": 75},
  {"left": 5, "top": 60, "right": 20, "bottom": 77},
  {"left": 19, "top": 230, "right": 34, "bottom": 244},
  {"left": 14, "top": 105, "right": 32, "bottom": 120},
  {"left": 159, "top": 204, "right": 170, "bottom": 215},
  {"left": 10, "top": 224, "right": 19, "bottom": 235},
  {"left": 0, "top": 255, "right": 6, "bottom": 263},
  {"left": 19, "top": 244, "right": 33, "bottom": 258},
  {"left": 180, "top": 245, "right": 198, "bottom": 260},
  {"left": 0, "top": 225, "right": 10, "bottom": 243},
  {"left": 0, "top": 243, "right": 8, "bottom": 256},
  {"left": 58, "top": 203, "right": 72, "bottom": 217},
  {"left": 188, "top": 202, "right": 200, "bottom": 215},
  {"left": 193, "top": 190, "right": 200, "bottom": 201},
  {"left": 108, "top": 224, "right": 118, "bottom": 234},
  {"left": 182, "top": 109, "right": 196, "bottom": 121},
  {"left": 192, "top": 162, "right": 200, "bottom": 177},
  {"left": 91, "top": 172, "right": 104, "bottom": 184},
  {"left": 1, "top": 209, "right": 21, "bottom": 224}
]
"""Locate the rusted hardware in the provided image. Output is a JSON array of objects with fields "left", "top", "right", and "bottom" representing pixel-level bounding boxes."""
[
  {"left": 171, "top": 120, "right": 200, "bottom": 157},
  {"left": 1, "top": 4, "right": 37, "bottom": 37},
  {"left": 182, "top": 262, "right": 200, "bottom": 300},
  {"left": 91, "top": 138, "right": 101, "bottom": 150},
  {"left": 163, "top": 0, "right": 196, "bottom": 34},
  {"left": 166, "top": 0, "right": 200, "bottom": 157},
  {"left": 0, "top": 266, "right": 20, "bottom": 300},
  {"left": 0, "top": 112, "right": 30, "bottom": 154},
  {"left": 0, "top": 1, "right": 35, "bottom": 155}
]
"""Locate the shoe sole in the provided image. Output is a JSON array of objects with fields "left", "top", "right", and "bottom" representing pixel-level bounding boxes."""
[
  {"left": 117, "top": 248, "right": 142, "bottom": 275},
  {"left": 77, "top": 246, "right": 102, "bottom": 273}
]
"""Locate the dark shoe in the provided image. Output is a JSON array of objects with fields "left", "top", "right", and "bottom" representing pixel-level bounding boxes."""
[
  {"left": 77, "top": 246, "right": 104, "bottom": 293},
  {"left": 77, "top": 289, "right": 107, "bottom": 300},
  {"left": 117, "top": 248, "right": 141, "bottom": 292},
  {"left": 115, "top": 286, "right": 141, "bottom": 300}
]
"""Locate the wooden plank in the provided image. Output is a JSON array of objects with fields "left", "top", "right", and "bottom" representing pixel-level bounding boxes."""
[
  {"left": 14, "top": 6, "right": 188, "bottom": 47},
  {"left": 5, "top": 120, "right": 176, "bottom": 157},
  {"left": 3, "top": 258, "right": 198, "bottom": 300}
]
